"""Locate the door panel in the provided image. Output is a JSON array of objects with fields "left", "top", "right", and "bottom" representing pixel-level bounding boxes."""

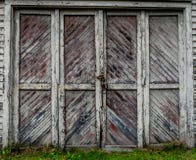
[
  {"left": 106, "top": 91, "right": 137, "bottom": 146},
  {"left": 20, "top": 15, "right": 51, "bottom": 83},
  {"left": 107, "top": 16, "right": 137, "bottom": 84},
  {"left": 149, "top": 16, "right": 179, "bottom": 83},
  {"left": 63, "top": 14, "right": 97, "bottom": 147},
  {"left": 19, "top": 91, "right": 51, "bottom": 145},
  {"left": 64, "top": 16, "right": 96, "bottom": 84},
  {"left": 149, "top": 90, "right": 179, "bottom": 144},
  {"left": 18, "top": 14, "right": 52, "bottom": 145},
  {"left": 65, "top": 91, "right": 96, "bottom": 145},
  {"left": 105, "top": 15, "right": 138, "bottom": 148}
]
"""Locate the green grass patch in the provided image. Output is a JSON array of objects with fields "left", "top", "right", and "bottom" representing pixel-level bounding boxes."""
[{"left": 1, "top": 143, "right": 196, "bottom": 160}]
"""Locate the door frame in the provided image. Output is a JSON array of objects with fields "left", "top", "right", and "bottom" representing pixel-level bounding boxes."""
[{"left": 4, "top": 1, "right": 193, "bottom": 148}]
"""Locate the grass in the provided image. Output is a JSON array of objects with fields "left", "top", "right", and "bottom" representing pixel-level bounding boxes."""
[{"left": 1, "top": 143, "right": 196, "bottom": 160}]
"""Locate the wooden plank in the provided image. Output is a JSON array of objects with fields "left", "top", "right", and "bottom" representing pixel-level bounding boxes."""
[
  {"left": 59, "top": 11, "right": 65, "bottom": 149},
  {"left": 102, "top": 11, "right": 107, "bottom": 148},
  {"left": 3, "top": 3, "right": 11, "bottom": 147},
  {"left": 64, "top": 84, "right": 95, "bottom": 91},
  {"left": 143, "top": 12, "right": 150, "bottom": 145},
  {"left": 107, "top": 84, "right": 137, "bottom": 90},
  {"left": 179, "top": 12, "right": 187, "bottom": 145},
  {"left": 19, "top": 84, "right": 51, "bottom": 90},
  {"left": 149, "top": 84, "right": 179, "bottom": 89},
  {"left": 95, "top": 10, "right": 103, "bottom": 148},
  {"left": 185, "top": 6, "right": 194, "bottom": 148},
  {"left": 13, "top": 11, "right": 20, "bottom": 144},
  {"left": 7, "top": 1, "right": 190, "bottom": 9},
  {"left": 51, "top": 9, "right": 59, "bottom": 146},
  {"left": 137, "top": 12, "right": 143, "bottom": 148}
]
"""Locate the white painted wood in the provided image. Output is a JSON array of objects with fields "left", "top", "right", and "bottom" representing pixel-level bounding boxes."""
[
  {"left": 14, "top": 10, "right": 51, "bottom": 15},
  {"left": 19, "top": 84, "right": 51, "bottom": 90},
  {"left": 51, "top": 9, "right": 59, "bottom": 146},
  {"left": 143, "top": 11, "right": 150, "bottom": 145},
  {"left": 60, "top": 10, "right": 95, "bottom": 15},
  {"left": 137, "top": 12, "right": 143, "bottom": 148},
  {"left": 12, "top": 10, "right": 20, "bottom": 144},
  {"left": 7, "top": 1, "right": 190, "bottom": 9},
  {"left": 3, "top": 3, "right": 11, "bottom": 147},
  {"left": 185, "top": 6, "right": 194, "bottom": 148},
  {"left": 149, "top": 84, "right": 179, "bottom": 89},
  {"left": 102, "top": 10, "right": 107, "bottom": 148},
  {"left": 107, "top": 84, "right": 137, "bottom": 90},
  {"left": 179, "top": 12, "right": 187, "bottom": 145},
  {"left": 59, "top": 11, "right": 65, "bottom": 149},
  {"left": 95, "top": 10, "right": 102, "bottom": 148},
  {"left": 64, "top": 84, "right": 95, "bottom": 90}
]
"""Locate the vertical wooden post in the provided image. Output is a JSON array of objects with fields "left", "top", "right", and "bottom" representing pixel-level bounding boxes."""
[
  {"left": 59, "top": 11, "right": 65, "bottom": 149},
  {"left": 3, "top": 2, "right": 12, "bottom": 147},
  {"left": 185, "top": 6, "right": 194, "bottom": 148},
  {"left": 179, "top": 11, "right": 187, "bottom": 144},
  {"left": 12, "top": 10, "right": 19, "bottom": 144},
  {"left": 143, "top": 11, "right": 150, "bottom": 145},
  {"left": 51, "top": 9, "right": 59, "bottom": 146},
  {"left": 137, "top": 12, "right": 143, "bottom": 148},
  {"left": 95, "top": 10, "right": 103, "bottom": 148}
]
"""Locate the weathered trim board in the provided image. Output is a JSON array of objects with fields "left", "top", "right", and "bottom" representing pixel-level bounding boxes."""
[{"left": 1, "top": 0, "right": 194, "bottom": 149}]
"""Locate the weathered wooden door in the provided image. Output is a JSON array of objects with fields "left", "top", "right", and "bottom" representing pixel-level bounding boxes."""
[
  {"left": 144, "top": 13, "right": 185, "bottom": 145},
  {"left": 59, "top": 11, "right": 98, "bottom": 148},
  {"left": 102, "top": 12, "right": 141, "bottom": 150},
  {"left": 13, "top": 9, "right": 185, "bottom": 149},
  {"left": 15, "top": 11, "right": 53, "bottom": 145},
  {"left": 59, "top": 11, "right": 142, "bottom": 149}
]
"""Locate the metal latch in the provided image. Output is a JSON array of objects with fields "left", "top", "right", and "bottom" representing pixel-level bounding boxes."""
[{"left": 97, "top": 73, "right": 107, "bottom": 89}]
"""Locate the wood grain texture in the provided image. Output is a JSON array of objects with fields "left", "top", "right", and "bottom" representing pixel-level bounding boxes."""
[
  {"left": 149, "top": 16, "right": 179, "bottom": 84},
  {"left": 150, "top": 90, "right": 179, "bottom": 144},
  {"left": 65, "top": 91, "right": 96, "bottom": 146},
  {"left": 19, "top": 15, "right": 51, "bottom": 83},
  {"left": 19, "top": 91, "right": 51, "bottom": 145},
  {"left": 106, "top": 16, "right": 137, "bottom": 84},
  {"left": 106, "top": 91, "right": 137, "bottom": 146},
  {"left": 64, "top": 16, "right": 95, "bottom": 84},
  {"left": 0, "top": 5, "right": 4, "bottom": 147}
]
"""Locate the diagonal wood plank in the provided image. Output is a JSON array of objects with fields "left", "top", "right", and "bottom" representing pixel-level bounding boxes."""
[
  {"left": 19, "top": 91, "right": 51, "bottom": 145},
  {"left": 149, "top": 16, "right": 179, "bottom": 84},
  {"left": 106, "top": 91, "right": 137, "bottom": 146},
  {"left": 20, "top": 15, "right": 51, "bottom": 83},
  {"left": 107, "top": 16, "right": 137, "bottom": 84},
  {"left": 64, "top": 16, "right": 95, "bottom": 84},
  {"left": 150, "top": 90, "right": 179, "bottom": 144},
  {"left": 65, "top": 91, "right": 96, "bottom": 146}
]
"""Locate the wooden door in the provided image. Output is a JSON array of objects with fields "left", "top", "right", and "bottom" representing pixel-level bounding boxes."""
[
  {"left": 15, "top": 11, "right": 53, "bottom": 145},
  {"left": 144, "top": 13, "right": 184, "bottom": 145},
  {"left": 102, "top": 12, "right": 142, "bottom": 150},
  {"left": 13, "top": 10, "right": 186, "bottom": 149},
  {"left": 60, "top": 11, "right": 97, "bottom": 148}
]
